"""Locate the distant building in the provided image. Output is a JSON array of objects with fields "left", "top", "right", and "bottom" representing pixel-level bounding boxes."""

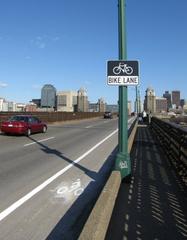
[
  {"left": 56, "top": 91, "right": 77, "bottom": 112},
  {"left": 89, "top": 98, "right": 106, "bottom": 112},
  {"left": 77, "top": 88, "right": 89, "bottom": 112},
  {"left": 25, "top": 103, "right": 37, "bottom": 112},
  {"left": 15, "top": 103, "right": 26, "bottom": 112},
  {"left": 0, "top": 98, "right": 5, "bottom": 111},
  {"left": 105, "top": 104, "right": 118, "bottom": 113},
  {"left": 89, "top": 103, "right": 99, "bottom": 112},
  {"left": 31, "top": 99, "right": 41, "bottom": 108},
  {"left": 172, "top": 91, "right": 180, "bottom": 108},
  {"left": 8, "top": 101, "right": 16, "bottom": 111},
  {"left": 98, "top": 98, "right": 106, "bottom": 112},
  {"left": 183, "top": 100, "right": 187, "bottom": 114},
  {"left": 163, "top": 91, "right": 172, "bottom": 110},
  {"left": 2, "top": 101, "right": 8, "bottom": 111},
  {"left": 134, "top": 89, "right": 141, "bottom": 113},
  {"left": 128, "top": 101, "right": 132, "bottom": 115},
  {"left": 156, "top": 97, "right": 167, "bottom": 113},
  {"left": 180, "top": 99, "right": 185, "bottom": 109},
  {"left": 144, "top": 87, "right": 156, "bottom": 113},
  {"left": 41, "top": 84, "right": 56, "bottom": 109}
]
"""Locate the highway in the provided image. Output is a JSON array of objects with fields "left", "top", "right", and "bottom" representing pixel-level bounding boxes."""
[{"left": 0, "top": 117, "right": 134, "bottom": 239}]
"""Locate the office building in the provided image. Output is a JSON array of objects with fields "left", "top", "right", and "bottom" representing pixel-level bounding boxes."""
[
  {"left": 98, "top": 98, "right": 106, "bottom": 112},
  {"left": 31, "top": 99, "right": 41, "bottom": 108},
  {"left": 15, "top": 103, "right": 26, "bottom": 111},
  {"left": 77, "top": 88, "right": 89, "bottom": 112},
  {"left": 144, "top": 87, "right": 156, "bottom": 113},
  {"left": 8, "top": 102, "right": 16, "bottom": 111},
  {"left": 41, "top": 84, "right": 56, "bottom": 109},
  {"left": 172, "top": 91, "right": 180, "bottom": 108},
  {"left": 180, "top": 99, "right": 185, "bottom": 109},
  {"left": 0, "top": 98, "right": 4, "bottom": 111},
  {"left": 156, "top": 97, "right": 167, "bottom": 113},
  {"left": 163, "top": 91, "right": 172, "bottom": 110},
  {"left": 56, "top": 91, "right": 77, "bottom": 112},
  {"left": 134, "top": 89, "right": 141, "bottom": 113}
]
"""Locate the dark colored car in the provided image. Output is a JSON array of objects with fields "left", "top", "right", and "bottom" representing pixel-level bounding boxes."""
[
  {"left": 104, "top": 111, "right": 113, "bottom": 119},
  {"left": 1, "top": 115, "right": 47, "bottom": 136}
]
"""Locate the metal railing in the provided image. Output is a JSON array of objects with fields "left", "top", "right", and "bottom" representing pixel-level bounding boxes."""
[{"left": 151, "top": 117, "right": 187, "bottom": 186}]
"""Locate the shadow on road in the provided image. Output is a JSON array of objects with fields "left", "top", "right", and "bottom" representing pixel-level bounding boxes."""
[{"left": 27, "top": 135, "right": 118, "bottom": 239}]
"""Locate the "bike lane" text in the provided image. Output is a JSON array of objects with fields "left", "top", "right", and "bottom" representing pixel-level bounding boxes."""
[{"left": 108, "top": 76, "right": 138, "bottom": 85}]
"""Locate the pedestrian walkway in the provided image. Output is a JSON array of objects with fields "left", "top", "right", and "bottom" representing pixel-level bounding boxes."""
[{"left": 106, "top": 125, "right": 187, "bottom": 240}]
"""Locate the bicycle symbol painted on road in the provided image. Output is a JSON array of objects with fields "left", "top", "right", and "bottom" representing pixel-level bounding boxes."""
[
  {"left": 113, "top": 62, "right": 133, "bottom": 75},
  {"left": 50, "top": 179, "right": 84, "bottom": 204},
  {"left": 56, "top": 179, "right": 84, "bottom": 196}
]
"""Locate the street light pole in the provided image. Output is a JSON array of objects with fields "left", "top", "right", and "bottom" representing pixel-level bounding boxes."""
[{"left": 115, "top": 0, "right": 131, "bottom": 180}]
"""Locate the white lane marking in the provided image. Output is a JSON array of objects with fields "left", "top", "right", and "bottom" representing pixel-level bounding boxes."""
[
  {"left": 85, "top": 125, "right": 93, "bottom": 128},
  {"left": 24, "top": 137, "right": 55, "bottom": 147},
  {"left": 0, "top": 128, "right": 118, "bottom": 222}
]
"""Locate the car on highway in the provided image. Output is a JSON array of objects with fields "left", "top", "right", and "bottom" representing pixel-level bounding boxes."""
[
  {"left": 104, "top": 111, "right": 113, "bottom": 119},
  {"left": 1, "top": 115, "right": 47, "bottom": 136}
]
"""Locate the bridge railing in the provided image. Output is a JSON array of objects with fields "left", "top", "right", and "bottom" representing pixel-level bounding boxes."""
[{"left": 151, "top": 117, "right": 187, "bottom": 186}]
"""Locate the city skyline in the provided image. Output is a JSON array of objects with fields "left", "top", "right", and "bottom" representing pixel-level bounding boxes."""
[
  {"left": 0, "top": 0, "right": 187, "bottom": 104},
  {"left": 0, "top": 83, "right": 186, "bottom": 106}
]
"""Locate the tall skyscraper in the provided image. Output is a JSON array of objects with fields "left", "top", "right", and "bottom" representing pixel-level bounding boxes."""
[
  {"left": 144, "top": 87, "right": 156, "bottom": 113},
  {"left": 41, "top": 84, "right": 56, "bottom": 109},
  {"left": 172, "top": 91, "right": 180, "bottom": 108},
  {"left": 163, "top": 91, "right": 171, "bottom": 110}
]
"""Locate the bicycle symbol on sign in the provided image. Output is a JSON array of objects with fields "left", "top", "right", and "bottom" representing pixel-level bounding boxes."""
[
  {"left": 119, "top": 161, "right": 128, "bottom": 169},
  {"left": 113, "top": 62, "right": 133, "bottom": 75}
]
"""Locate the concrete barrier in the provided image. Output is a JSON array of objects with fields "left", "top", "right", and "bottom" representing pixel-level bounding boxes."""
[
  {"left": 78, "top": 171, "right": 121, "bottom": 240},
  {"left": 79, "top": 119, "right": 138, "bottom": 240},
  {"left": 128, "top": 120, "right": 138, "bottom": 153}
]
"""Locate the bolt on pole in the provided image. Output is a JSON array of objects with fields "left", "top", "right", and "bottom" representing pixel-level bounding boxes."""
[{"left": 115, "top": 0, "right": 131, "bottom": 180}]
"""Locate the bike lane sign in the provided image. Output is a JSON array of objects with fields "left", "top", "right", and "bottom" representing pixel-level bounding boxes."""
[{"left": 107, "top": 60, "right": 139, "bottom": 86}]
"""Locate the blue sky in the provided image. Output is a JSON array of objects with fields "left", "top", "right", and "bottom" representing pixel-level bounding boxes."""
[{"left": 0, "top": 0, "right": 187, "bottom": 105}]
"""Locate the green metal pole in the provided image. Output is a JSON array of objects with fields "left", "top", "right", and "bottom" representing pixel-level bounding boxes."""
[
  {"left": 115, "top": 0, "right": 131, "bottom": 179},
  {"left": 136, "top": 86, "right": 138, "bottom": 114}
]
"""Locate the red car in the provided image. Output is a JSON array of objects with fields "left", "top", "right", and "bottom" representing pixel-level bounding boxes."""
[{"left": 1, "top": 115, "right": 47, "bottom": 136}]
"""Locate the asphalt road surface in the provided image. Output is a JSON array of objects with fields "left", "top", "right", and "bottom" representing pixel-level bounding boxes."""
[{"left": 0, "top": 117, "right": 133, "bottom": 240}]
